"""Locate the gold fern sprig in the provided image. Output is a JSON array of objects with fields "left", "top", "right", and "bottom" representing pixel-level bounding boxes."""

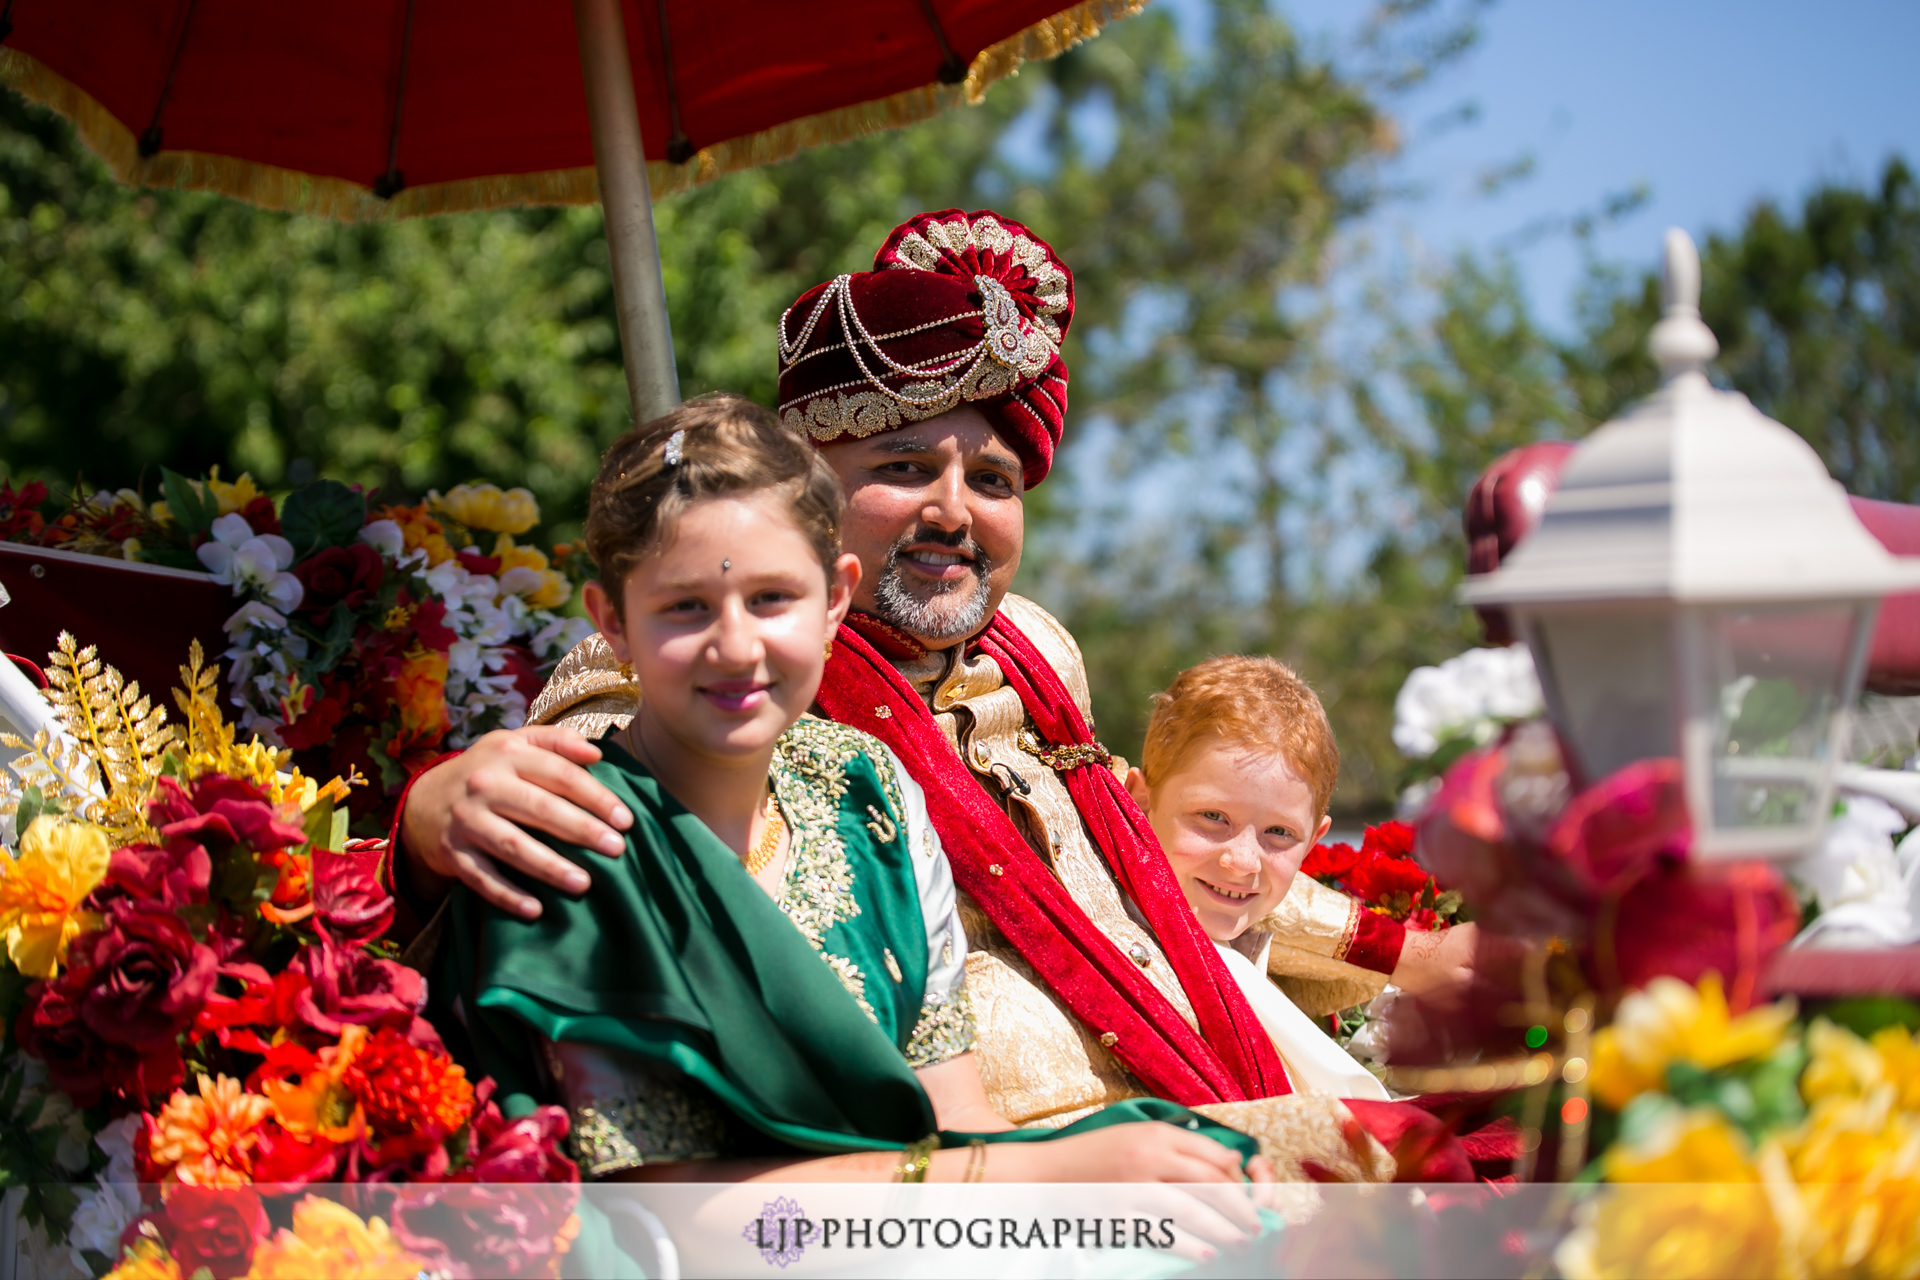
[
  {"left": 41, "top": 633, "right": 177, "bottom": 834},
  {"left": 0, "top": 727, "right": 135, "bottom": 841},
  {"left": 173, "top": 641, "right": 289, "bottom": 795}
]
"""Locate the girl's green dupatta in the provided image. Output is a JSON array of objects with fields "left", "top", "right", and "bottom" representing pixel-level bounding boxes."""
[{"left": 442, "top": 747, "right": 1257, "bottom": 1165}]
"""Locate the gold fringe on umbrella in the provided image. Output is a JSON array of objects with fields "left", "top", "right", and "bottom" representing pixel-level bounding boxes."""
[{"left": 0, "top": 0, "right": 1146, "bottom": 223}]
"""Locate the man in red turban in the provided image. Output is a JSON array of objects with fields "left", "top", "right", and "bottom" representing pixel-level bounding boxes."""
[{"left": 393, "top": 210, "right": 1477, "bottom": 1174}]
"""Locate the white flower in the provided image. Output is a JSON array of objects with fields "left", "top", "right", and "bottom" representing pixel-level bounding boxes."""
[
  {"left": 1791, "top": 792, "right": 1920, "bottom": 948},
  {"left": 1392, "top": 644, "right": 1544, "bottom": 759},
  {"left": 1345, "top": 986, "right": 1402, "bottom": 1065},
  {"left": 224, "top": 600, "right": 289, "bottom": 637},
  {"left": 198, "top": 514, "right": 303, "bottom": 610},
  {"left": 498, "top": 566, "right": 546, "bottom": 598},
  {"left": 65, "top": 1117, "right": 142, "bottom": 1276},
  {"left": 447, "top": 639, "right": 484, "bottom": 680},
  {"left": 422, "top": 558, "right": 470, "bottom": 599},
  {"left": 532, "top": 615, "right": 596, "bottom": 659},
  {"left": 261, "top": 569, "right": 304, "bottom": 613},
  {"left": 359, "top": 518, "right": 405, "bottom": 559}
]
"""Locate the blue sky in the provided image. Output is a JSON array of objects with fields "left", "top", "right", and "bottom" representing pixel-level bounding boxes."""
[{"left": 1280, "top": 0, "right": 1920, "bottom": 332}]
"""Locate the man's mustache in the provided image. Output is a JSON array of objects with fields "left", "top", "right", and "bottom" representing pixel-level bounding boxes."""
[{"left": 888, "top": 524, "right": 987, "bottom": 566}]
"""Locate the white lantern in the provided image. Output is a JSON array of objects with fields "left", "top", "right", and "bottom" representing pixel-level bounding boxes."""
[{"left": 1463, "top": 229, "right": 1920, "bottom": 859}]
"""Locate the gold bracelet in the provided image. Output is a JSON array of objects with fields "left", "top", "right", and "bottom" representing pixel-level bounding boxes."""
[
  {"left": 895, "top": 1135, "right": 938, "bottom": 1183},
  {"left": 964, "top": 1138, "right": 988, "bottom": 1184}
]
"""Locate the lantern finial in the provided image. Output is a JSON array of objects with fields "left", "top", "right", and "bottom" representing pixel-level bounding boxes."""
[{"left": 1649, "top": 227, "right": 1719, "bottom": 383}]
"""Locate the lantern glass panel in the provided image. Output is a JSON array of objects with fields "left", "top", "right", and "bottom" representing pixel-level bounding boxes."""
[
  {"left": 1695, "top": 603, "right": 1857, "bottom": 832},
  {"left": 1528, "top": 609, "right": 1676, "bottom": 785}
]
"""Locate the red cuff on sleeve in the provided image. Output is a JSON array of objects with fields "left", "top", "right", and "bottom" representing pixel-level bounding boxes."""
[
  {"left": 1346, "top": 907, "right": 1406, "bottom": 976},
  {"left": 378, "top": 750, "right": 462, "bottom": 946}
]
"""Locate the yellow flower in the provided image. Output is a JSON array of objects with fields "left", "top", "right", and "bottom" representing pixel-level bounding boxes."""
[
  {"left": 1605, "top": 1107, "right": 1761, "bottom": 1184},
  {"left": 1802, "top": 1018, "right": 1920, "bottom": 1114},
  {"left": 492, "top": 534, "right": 571, "bottom": 609},
  {"left": 205, "top": 467, "right": 264, "bottom": 516},
  {"left": 150, "top": 1074, "right": 273, "bottom": 1187},
  {"left": 150, "top": 500, "right": 172, "bottom": 524},
  {"left": 103, "top": 1237, "right": 182, "bottom": 1280},
  {"left": 432, "top": 482, "right": 539, "bottom": 535},
  {"left": 245, "top": 1197, "right": 425, "bottom": 1280},
  {"left": 1559, "top": 1111, "right": 1779, "bottom": 1280},
  {"left": 1590, "top": 974, "right": 1796, "bottom": 1110},
  {"left": 1784, "top": 1093, "right": 1920, "bottom": 1277},
  {"left": 0, "top": 815, "right": 111, "bottom": 977}
]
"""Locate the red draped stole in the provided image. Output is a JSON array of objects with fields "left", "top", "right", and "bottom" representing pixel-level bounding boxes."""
[{"left": 816, "top": 612, "right": 1291, "bottom": 1105}]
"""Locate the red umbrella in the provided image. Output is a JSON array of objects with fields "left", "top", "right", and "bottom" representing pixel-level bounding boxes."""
[{"left": 0, "top": 0, "right": 1138, "bottom": 419}]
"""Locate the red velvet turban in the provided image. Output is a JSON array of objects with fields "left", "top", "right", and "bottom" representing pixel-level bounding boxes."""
[{"left": 776, "top": 209, "right": 1074, "bottom": 488}]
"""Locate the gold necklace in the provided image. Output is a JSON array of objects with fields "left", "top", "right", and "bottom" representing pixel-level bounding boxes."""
[{"left": 744, "top": 792, "right": 785, "bottom": 876}]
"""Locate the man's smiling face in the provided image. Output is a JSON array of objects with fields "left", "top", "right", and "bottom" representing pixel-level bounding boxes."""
[{"left": 817, "top": 407, "right": 1025, "bottom": 650}]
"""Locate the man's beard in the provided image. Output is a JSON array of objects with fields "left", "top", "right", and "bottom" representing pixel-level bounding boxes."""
[{"left": 870, "top": 525, "right": 996, "bottom": 643}]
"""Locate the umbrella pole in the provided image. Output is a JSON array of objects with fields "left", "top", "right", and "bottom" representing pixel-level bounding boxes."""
[{"left": 573, "top": 0, "right": 681, "bottom": 425}]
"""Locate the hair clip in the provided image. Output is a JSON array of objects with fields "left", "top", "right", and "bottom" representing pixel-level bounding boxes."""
[{"left": 664, "top": 429, "right": 686, "bottom": 467}]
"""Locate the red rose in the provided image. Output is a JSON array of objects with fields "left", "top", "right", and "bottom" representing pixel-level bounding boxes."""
[
  {"left": 410, "top": 595, "right": 459, "bottom": 651},
  {"left": 456, "top": 1099, "right": 575, "bottom": 1183},
  {"left": 392, "top": 1097, "right": 579, "bottom": 1280},
  {"left": 294, "top": 542, "right": 385, "bottom": 622},
  {"left": 163, "top": 1184, "right": 267, "bottom": 1280},
  {"left": 149, "top": 775, "right": 308, "bottom": 854},
  {"left": 289, "top": 940, "right": 440, "bottom": 1050},
  {"left": 1360, "top": 820, "right": 1417, "bottom": 861},
  {"left": 72, "top": 902, "right": 218, "bottom": 1051},
  {"left": 1344, "top": 853, "right": 1435, "bottom": 911},
  {"left": 91, "top": 838, "right": 211, "bottom": 910},
  {"left": 238, "top": 494, "right": 281, "bottom": 537},
  {"left": 17, "top": 980, "right": 182, "bottom": 1108},
  {"left": 311, "top": 850, "right": 395, "bottom": 947},
  {"left": 1300, "top": 841, "right": 1362, "bottom": 884}
]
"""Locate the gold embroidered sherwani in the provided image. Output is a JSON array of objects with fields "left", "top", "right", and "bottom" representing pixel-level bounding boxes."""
[{"left": 527, "top": 596, "right": 1394, "bottom": 1180}]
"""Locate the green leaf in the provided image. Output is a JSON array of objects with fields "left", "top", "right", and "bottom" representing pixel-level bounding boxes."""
[
  {"left": 1821, "top": 996, "right": 1920, "bottom": 1039},
  {"left": 160, "top": 467, "right": 217, "bottom": 536},
  {"left": 280, "top": 480, "right": 365, "bottom": 557},
  {"left": 301, "top": 795, "right": 336, "bottom": 852},
  {"left": 330, "top": 808, "right": 350, "bottom": 853},
  {"left": 15, "top": 784, "right": 43, "bottom": 834}
]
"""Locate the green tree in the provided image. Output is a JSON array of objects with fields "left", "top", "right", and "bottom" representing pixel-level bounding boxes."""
[{"left": 1569, "top": 158, "right": 1920, "bottom": 503}]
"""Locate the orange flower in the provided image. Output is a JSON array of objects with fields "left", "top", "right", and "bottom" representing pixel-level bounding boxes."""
[
  {"left": 263, "top": 1025, "right": 369, "bottom": 1145},
  {"left": 390, "top": 647, "right": 450, "bottom": 751},
  {"left": 374, "top": 502, "right": 454, "bottom": 567},
  {"left": 342, "top": 1026, "right": 475, "bottom": 1138},
  {"left": 150, "top": 1074, "right": 274, "bottom": 1186}
]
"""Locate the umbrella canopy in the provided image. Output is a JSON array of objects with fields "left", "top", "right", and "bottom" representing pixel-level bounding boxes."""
[{"left": 0, "top": 0, "right": 1135, "bottom": 220}]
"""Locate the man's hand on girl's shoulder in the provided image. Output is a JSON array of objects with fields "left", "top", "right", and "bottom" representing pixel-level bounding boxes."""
[{"left": 398, "top": 725, "right": 632, "bottom": 919}]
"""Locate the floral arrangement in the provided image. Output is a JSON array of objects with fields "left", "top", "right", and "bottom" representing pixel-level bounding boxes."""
[
  {"left": 0, "top": 470, "right": 596, "bottom": 803},
  {"left": 0, "top": 635, "right": 579, "bottom": 1280},
  {"left": 1559, "top": 974, "right": 1920, "bottom": 1280},
  {"left": 1301, "top": 820, "right": 1463, "bottom": 932},
  {"left": 1391, "top": 645, "right": 1544, "bottom": 816}
]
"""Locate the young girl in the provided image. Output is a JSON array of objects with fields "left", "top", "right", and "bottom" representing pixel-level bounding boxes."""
[
  {"left": 443, "top": 394, "right": 1270, "bottom": 1184},
  {"left": 1125, "top": 656, "right": 1389, "bottom": 1100}
]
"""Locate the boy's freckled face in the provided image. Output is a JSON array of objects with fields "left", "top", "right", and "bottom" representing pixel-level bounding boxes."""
[{"left": 1131, "top": 741, "right": 1332, "bottom": 943}]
